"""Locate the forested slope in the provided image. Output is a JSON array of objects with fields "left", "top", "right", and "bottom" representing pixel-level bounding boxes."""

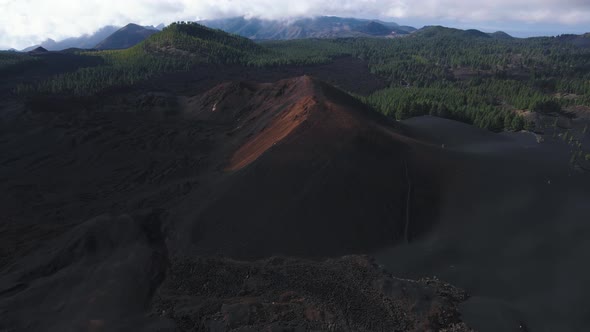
[{"left": 5, "top": 23, "right": 589, "bottom": 131}]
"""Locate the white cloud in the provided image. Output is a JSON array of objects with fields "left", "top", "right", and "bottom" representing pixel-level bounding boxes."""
[{"left": 1, "top": 0, "right": 589, "bottom": 49}]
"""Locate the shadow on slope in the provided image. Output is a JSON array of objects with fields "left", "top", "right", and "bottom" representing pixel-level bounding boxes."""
[
  {"left": 376, "top": 116, "right": 590, "bottom": 332},
  {"left": 0, "top": 211, "right": 168, "bottom": 331}
]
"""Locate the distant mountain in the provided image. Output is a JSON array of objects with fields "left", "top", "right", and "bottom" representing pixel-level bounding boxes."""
[
  {"left": 144, "top": 23, "right": 166, "bottom": 31},
  {"left": 358, "top": 21, "right": 395, "bottom": 36},
  {"left": 95, "top": 23, "right": 159, "bottom": 50},
  {"left": 413, "top": 26, "right": 492, "bottom": 39},
  {"left": 27, "top": 46, "right": 49, "bottom": 54},
  {"left": 490, "top": 31, "right": 513, "bottom": 39},
  {"left": 21, "top": 44, "right": 42, "bottom": 52},
  {"left": 200, "top": 16, "right": 416, "bottom": 40},
  {"left": 22, "top": 26, "right": 120, "bottom": 52}
]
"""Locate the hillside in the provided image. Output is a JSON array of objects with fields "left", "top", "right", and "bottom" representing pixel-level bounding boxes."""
[
  {"left": 557, "top": 33, "right": 590, "bottom": 48},
  {"left": 200, "top": 16, "right": 416, "bottom": 39},
  {"left": 141, "top": 22, "right": 263, "bottom": 59},
  {"left": 14, "top": 22, "right": 270, "bottom": 95},
  {"left": 95, "top": 23, "right": 158, "bottom": 50},
  {"left": 12, "top": 21, "right": 590, "bottom": 137}
]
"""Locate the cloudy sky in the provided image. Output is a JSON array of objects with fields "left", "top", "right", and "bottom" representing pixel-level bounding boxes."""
[{"left": 1, "top": 0, "right": 589, "bottom": 49}]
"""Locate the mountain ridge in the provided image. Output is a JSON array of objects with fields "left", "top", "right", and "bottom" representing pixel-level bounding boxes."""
[
  {"left": 17, "top": 19, "right": 590, "bottom": 52},
  {"left": 22, "top": 25, "right": 120, "bottom": 51},
  {"left": 94, "top": 23, "right": 159, "bottom": 50},
  {"left": 200, "top": 16, "right": 416, "bottom": 40},
  {"left": 21, "top": 24, "right": 166, "bottom": 51}
]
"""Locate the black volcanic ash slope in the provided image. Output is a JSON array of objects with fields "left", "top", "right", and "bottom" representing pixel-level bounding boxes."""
[
  {"left": 0, "top": 75, "right": 472, "bottom": 331},
  {"left": 169, "top": 76, "right": 450, "bottom": 258}
]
